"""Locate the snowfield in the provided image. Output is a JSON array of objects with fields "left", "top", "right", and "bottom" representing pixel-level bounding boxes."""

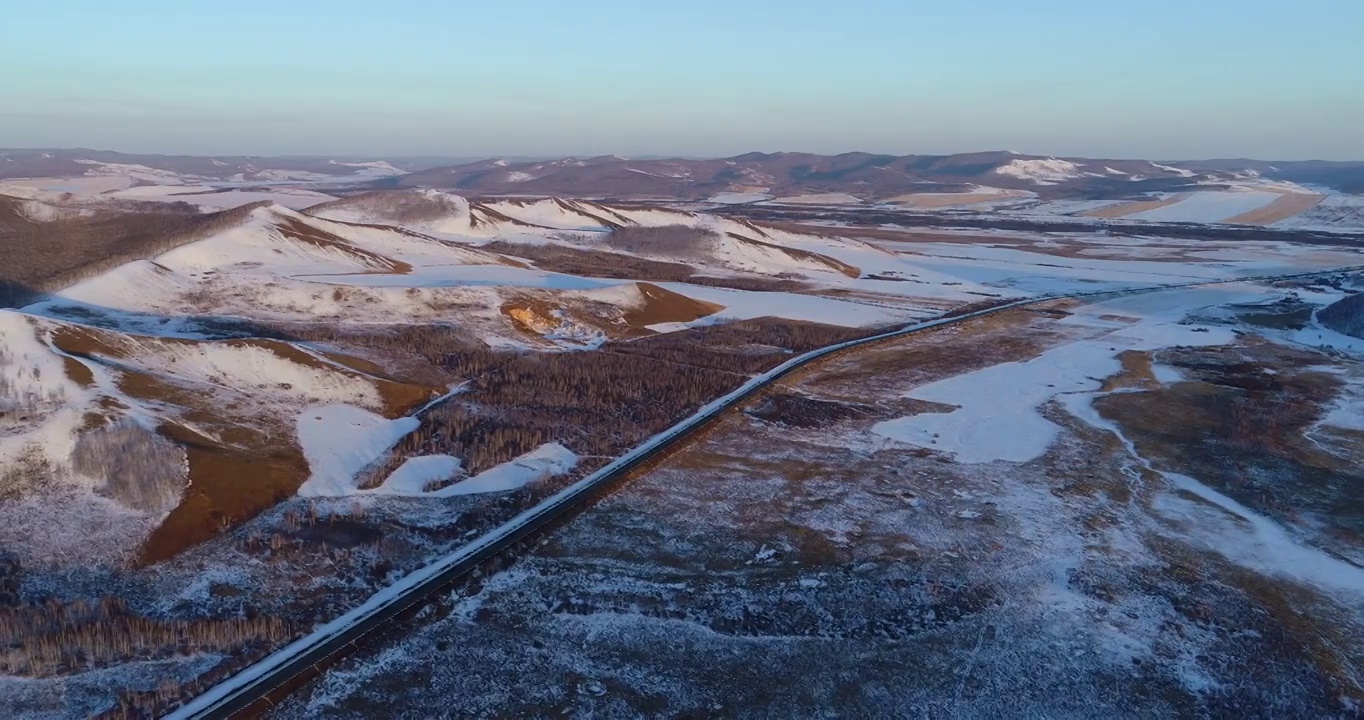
[
  {"left": 297, "top": 405, "right": 420, "bottom": 497},
  {"left": 421, "top": 443, "right": 577, "bottom": 497},
  {"left": 1125, "top": 190, "right": 1284, "bottom": 223},
  {"left": 993, "top": 157, "right": 1088, "bottom": 185},
  {"left": 873, "top": 288, "right": 1246, "bottom": 462},
  {"left": 0, "top": 311, "right": 94, "bottom": 473}
]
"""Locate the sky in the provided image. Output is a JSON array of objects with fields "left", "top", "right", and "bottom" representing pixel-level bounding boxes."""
[{"left": 2, "top": 0, "right": 1362, "bottom": 160}]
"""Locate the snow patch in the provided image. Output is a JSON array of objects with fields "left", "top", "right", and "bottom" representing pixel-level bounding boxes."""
[
  {"left": 426, "top": 443, "right": 577, "bottom": 497},
  {"left": 707, "top": 192, "right": 772, "bottom": 205},
  {"left": 373, "top": 455, "right": 463, "bottom": 495},
  {"left": 873, "top": 291, "right": 1240, "bottom": 463},
  {"left": 1127, "top": 191, "right": 1288, "bottom": 224},
  {"left": 767, "top": 193, "right": 862, "bottom": 205},
  {"left": 74, "top": 160, "right": 198, "bottom": 185},
  {"left": 993, "top": 158, "right": 1085, "bottom": 185},
  {"left": 1158, "top": 472, "right": 1364, "bottom": 595},
  {"left": 1149, "top": 162, "right": 1196, "bottom": 178},
  {"left": 296, "top": 405, "right": 419, "bottom": 497}
]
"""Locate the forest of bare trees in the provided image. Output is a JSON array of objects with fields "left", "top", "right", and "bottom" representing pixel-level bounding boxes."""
[
  {"left": 481, "top": 238, "right": 810, "bottom": 293},
  {"left": 601, "top": 224, "right": 716, "bottom": 258},
  {"left": 0, "top": 596, "right": 293, "bottom": 678},
  {"left": 305, "top": 190, "right": 466, "bottom": 225},
  {"left": 1317, "top": 290, "right": 1364, "bottom": 338},
  {"left": 71, "top": 421, "right": 188, "bottom": 515},
  {"left": 348, "top": 316, "right": 880, "bottom": 490},
  {"left": 0, "top": 197, "right": 265, "bottom": 307}
]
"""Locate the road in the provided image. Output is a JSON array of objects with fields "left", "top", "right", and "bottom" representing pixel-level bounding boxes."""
[{"left": 165, "top": 266, "right": 1361, "bottom": 719}]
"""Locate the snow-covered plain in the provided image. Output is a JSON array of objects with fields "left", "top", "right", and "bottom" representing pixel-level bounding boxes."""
[
  {"left": 1125, "top": 190, "right": 1283, "bottom": 223},
  {"left": 872, "top": 288, "right": 1245, "bottom": 462}
]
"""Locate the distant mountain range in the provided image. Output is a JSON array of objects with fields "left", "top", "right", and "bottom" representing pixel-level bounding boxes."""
[
  {"left": 4, "top": 148, "right": 1364, "bottom": 200},
  {"left": 398, "top": 152, "right": 1364, "bottom": 201},
  {"left": 0, "top": 149, "right": 501, "bottom": 185}
]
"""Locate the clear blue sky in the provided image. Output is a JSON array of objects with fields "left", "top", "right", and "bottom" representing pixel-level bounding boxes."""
[{"left": 2, "top": 0, "right": 1361, "bottom": 160}]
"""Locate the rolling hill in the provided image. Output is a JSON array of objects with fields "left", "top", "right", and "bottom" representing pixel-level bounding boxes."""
[{"left": 397, "top": 151, "right": 1364, "bottom": 203}]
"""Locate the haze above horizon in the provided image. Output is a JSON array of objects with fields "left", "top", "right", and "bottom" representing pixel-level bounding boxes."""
[{"left": 2, "top": 0, "right": 1361, "bottom": 161}]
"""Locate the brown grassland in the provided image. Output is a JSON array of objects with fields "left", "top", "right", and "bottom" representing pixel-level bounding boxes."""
[{"left": 1224, "top": 192, "right": 1326, "bottom": 226}]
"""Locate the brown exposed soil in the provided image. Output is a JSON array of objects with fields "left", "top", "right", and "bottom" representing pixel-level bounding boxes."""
[
  {"left": 483, "top": 241, "right": 696, "bottom": 282},
  {"left": 621, "top": 283, "right": 724, "bottom": 328},
  {"left": 727, "top": 233, "right": 861, "bottom": 278},
  {"left": 1100, "top": 350, "right": 1159, "bottom": 392},
  {"left": 792, "top": 303, "right": 1079, "bottom": 401},
  {"left": 573, "top": 200, "right": 641, "bottom": 227},
  {"left": 499, "top": 298, "right": 573, "bottom": 344},
  {"left": 552, "top": 198, "right": 625, "bottom": 229},
  {"left": 43, "top": 320, "right": 445, "bottom": 562},
  {"left": 309, "top": 215, "right": 527, "bottom": 268},
  {"left": 48, "top": 323, "right": 132, "bottom": 360},
  {"left": 1080, "top": 194, "right": 1187, "bottom": 218},
  {"left": 274, "top": 217, "right": 412, "bottom": 275},
  {"left": 1224, "top": 193, "right": 1326, "bottom": 225},
  {"left": 1095, "top": 341, "right": 1364, "bottom": 555},
  {"left": 78, "top": 412, "right": 110, "bottom": 432},
  {"left": 141, "top": 423, "right": 308, "bottom": 565},
  {"left": 59, "top": 355, "right": 95, "bottom": 388},
  {"left": 500, "top": 283, "right": 723, "bottom": 343},
  {"left": 223, "top": 338, "right": 438, "bottom": 416},
  {"left": 468, "top": 203, "right": 544, "bottom": 230},
  {"left": 112, "top": 367, "right": 208, "bottom": 411}
]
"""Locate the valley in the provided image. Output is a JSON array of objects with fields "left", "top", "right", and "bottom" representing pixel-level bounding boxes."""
[{"left": 1, "top": 152, "right": 1363, "bottom": 717}]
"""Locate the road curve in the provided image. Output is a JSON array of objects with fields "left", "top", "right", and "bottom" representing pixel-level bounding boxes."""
[{"left": 165, "top": 266, "right": 1361, "bottom": 719}]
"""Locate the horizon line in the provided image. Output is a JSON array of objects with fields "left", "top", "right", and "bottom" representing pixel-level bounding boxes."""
[{"left": 3, "top": 146, "right": 1362, "bottom": 165}]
